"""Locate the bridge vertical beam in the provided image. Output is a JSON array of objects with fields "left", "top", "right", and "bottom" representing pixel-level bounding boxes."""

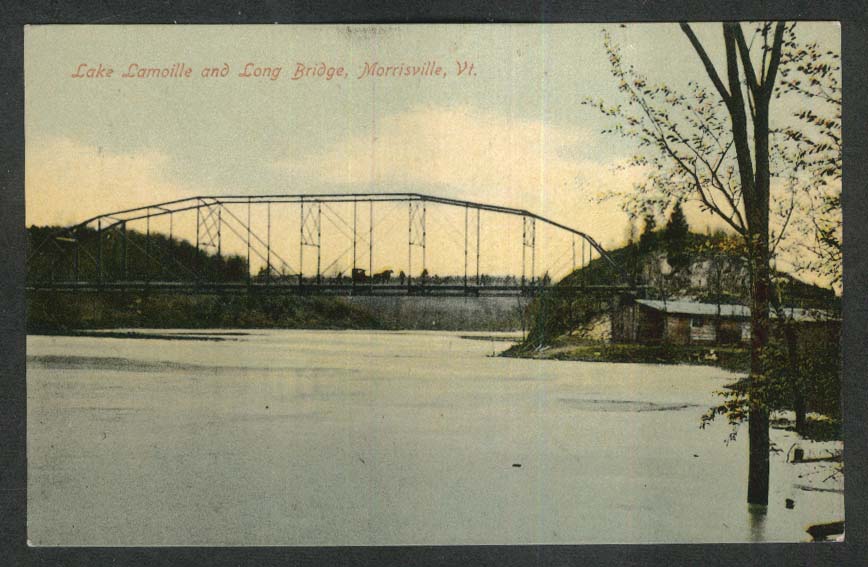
[
  {"left": 195, "top": 201, "right": 200, "bottom": 280},
  {"left": 476, "top": 207, "right": 480, "bottom": 286},
  {"left": 521, "top": 217, "right": 526, "bottom": 289},
  {"left": 531, "top": 218, "right": 536, "bottom": 287},
  {"left": 267, "top": 201, "right": 272, "bottom": 285},
  {"left": 97, "top": 218, "right": 103, "bottom": 286},
  {"left": 422, "top": 202, "right": 426, "bottom": 281},
  {"left": 530, "top": 219, "right": 536, "bottom": 285},
  {"left": 122, "top": 221, "right": 128, "bottom": 280},
  {"left": 168, "top": 213, "right": 173, "bottom": 281},
  {"left": 299, "top": 198, "right": 304, "bottom": 287},
  {"left": 352, "top": 199, "right": 357, "bottom": 290},
  {"left": 146, "top": 209, "right": 151, "bottom": 283},
  {"left": 217, "top": 207, "right": 222, "bottom": 258},
  {"left": 247, "top": 198, "right": 251, "bottom": 285},
  {"left": 73, "top": 232, "right": 80, "bottom": 283},
  {"left": 581, "top": 238, "right": 586, "bottom": 287},
  {"left": 572, "top": 235, "right": 576, "bottom": 273},
  {"left": 316, "top": 203, "right": 322, "bottom": 285},
  {"left": 407, "top": 201, "right": 413, "bottom": 288},
  {"left": 464, "top": 205, "right": 468, "bottom": 289},
  {"left": 352, "top": 199, "right": 357, "bottom": 270}
]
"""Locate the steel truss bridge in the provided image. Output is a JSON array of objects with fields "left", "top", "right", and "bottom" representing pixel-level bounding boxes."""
[{"left": 27, "top": 193, "right": 632, "bottom": 297}]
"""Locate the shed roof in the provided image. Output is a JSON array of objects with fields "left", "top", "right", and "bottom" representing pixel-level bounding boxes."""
[{"left": 635, "top": 299, "right": 838, "bottom": 322}]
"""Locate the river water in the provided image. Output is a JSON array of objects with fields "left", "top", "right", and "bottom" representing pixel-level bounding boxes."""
[{"left": 26, "top": 330, "right": 843, "bottom": 545}]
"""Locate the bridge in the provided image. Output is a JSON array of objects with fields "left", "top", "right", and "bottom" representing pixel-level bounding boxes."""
[{"left": 27, "top": 193, "right": 632, "bottom": 297}]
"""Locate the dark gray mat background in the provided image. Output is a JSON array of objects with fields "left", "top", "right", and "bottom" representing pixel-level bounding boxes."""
[{"left": 1, "top": 1, "right": 865, "bottom": 565}]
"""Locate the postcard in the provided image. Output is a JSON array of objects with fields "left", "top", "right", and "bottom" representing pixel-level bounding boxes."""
[{"left": 24, "top": 23, "right": 843, "bottom": 545}]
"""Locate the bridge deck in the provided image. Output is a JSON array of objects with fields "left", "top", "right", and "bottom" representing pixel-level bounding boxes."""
[{"left": 27, "top": 281, "right": 639, "bottom": 297}]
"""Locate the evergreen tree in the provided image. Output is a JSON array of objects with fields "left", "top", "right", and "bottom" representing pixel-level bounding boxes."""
[
  {"left": 664, "top": 201, "right": 690, "bottom": 270},
  {"left": 638, "top": 213, "right": 657, "bottom": 252}
]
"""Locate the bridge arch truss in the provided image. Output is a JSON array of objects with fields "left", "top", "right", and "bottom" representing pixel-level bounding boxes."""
[{"left": 28, "top": 193, "right": 629, "bottom": 296}]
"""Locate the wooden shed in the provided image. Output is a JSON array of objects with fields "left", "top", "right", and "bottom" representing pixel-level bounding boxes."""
[{"left": 612, "top": 299, "right": 836, "bottom": 346}]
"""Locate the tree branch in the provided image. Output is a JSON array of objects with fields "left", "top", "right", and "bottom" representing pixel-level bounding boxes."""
[
  {"left": 762, "top": 22, "right": 787, "bottom": 100},
  {"left": 722, "top": 23, "right": 756, "bottom": 208},
  {"left": 681, "top": 23, "right": 731, "bottom": 103},
  {"left": 734, "top": 24, "right": 760, "bottom": 93},
  {"left": 668, "top": 121, "right": 745, "bottom": 229},
  {"left": 771, "top": 180, "right": 796, "bottom": 255},
  {"left": 658, "top": 136, "right": 747, "bottom": 236}
]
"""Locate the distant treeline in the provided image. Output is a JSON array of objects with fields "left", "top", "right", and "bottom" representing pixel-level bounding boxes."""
[{"left": 26, "top": 290, "right": 383, "bottom": 333}]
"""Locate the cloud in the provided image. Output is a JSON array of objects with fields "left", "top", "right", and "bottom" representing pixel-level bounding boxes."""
[
  {"left": 26, "top": 137, "right": 197, "bottom": 227},
  {"left": 282, "top": 105, "right": 579, "bottom": 192},
  {"left": 275, "top": 104, "right": 648, "bottom": 247}
]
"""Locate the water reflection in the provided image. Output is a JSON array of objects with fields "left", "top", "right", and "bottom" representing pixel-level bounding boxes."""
[{"left": 748, "top": 503, "right": 768, "bottom": 542}]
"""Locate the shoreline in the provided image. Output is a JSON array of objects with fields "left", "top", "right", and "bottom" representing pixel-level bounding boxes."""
[
  {"left": 26, "top": 290, "right": 522, "bottom": 334},
  {"left": 27, "top": 328, "right": 524, "bottom": 340},
  {"left": 500, "top": 339, "right": 751, "bottom": 373}
]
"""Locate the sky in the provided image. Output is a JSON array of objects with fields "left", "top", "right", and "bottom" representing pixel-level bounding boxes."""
[{"left": 24, "top": 23, "right": 840, "bottom": 281}]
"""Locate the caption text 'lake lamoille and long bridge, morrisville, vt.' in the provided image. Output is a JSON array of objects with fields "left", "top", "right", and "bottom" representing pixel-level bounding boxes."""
[{"left": 69, "top": 61, "right": 475, "bottom": 81}]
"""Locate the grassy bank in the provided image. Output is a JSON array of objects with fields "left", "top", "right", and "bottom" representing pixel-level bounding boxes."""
[{"left": 502, "top": 335, "right": 750, "bottom": 373}]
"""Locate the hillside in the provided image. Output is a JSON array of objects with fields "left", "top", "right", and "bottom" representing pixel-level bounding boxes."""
[
  {"left": 27, "top": 225, "right": 248, "bottom": 284},
  {"left": 520, "top": 228, "right": 837, "bottom": 348},
  {"left": 561, "top": 229, "right": 835, "bottom": 306}
]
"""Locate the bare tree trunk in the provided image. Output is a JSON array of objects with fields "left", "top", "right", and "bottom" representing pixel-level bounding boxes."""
[
  {"left": 744, "top": 133, "right": 772, "bottom": 504},
  {"left": 681, "top": 21, "right": 785, "bottom": 506},
  {"left": 747, "top": 239, "right": 771, "bottom": 506}
]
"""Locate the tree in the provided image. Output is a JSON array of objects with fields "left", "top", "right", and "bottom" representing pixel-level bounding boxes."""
[
  {"left": 765, "top": 33, "right": 840, "bottom": 437},
  {"left": 638, "top": 213, "right": 657, "bottom": 253},
  {"left": 777, "top": 39, "right": 842, "bottom": 290},
  {"left": 663, "top": 200, "right": 690, "bottom": 270},
  {"left": 586, "top": 22, "right": 792, "bottom": 505}
]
